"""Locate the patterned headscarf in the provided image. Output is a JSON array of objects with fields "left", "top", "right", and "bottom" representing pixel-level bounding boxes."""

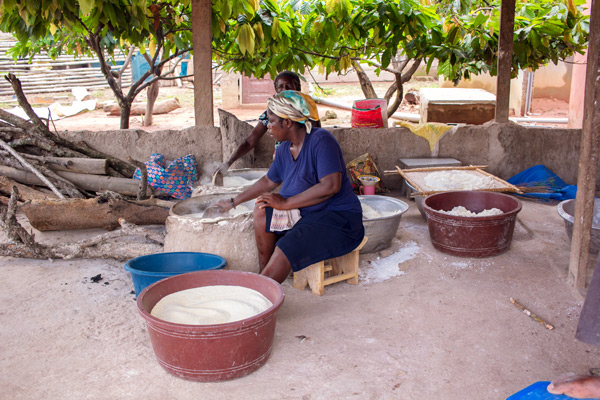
[{"left": 267, "top": 90, "right": 320, "bottom": 133}]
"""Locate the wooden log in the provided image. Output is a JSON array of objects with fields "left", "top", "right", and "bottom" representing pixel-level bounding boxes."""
[
  {"left": 0, "top": 165, "right": 152, "bottom": 197},
  {"left": 105, "top": 98, "right": 181, "bottom": 116},
  {"left": 0, "top": 217, "right": 163, "bottom": 261},
  {"left": 0, "top": 176, "right": 56, "bottom": 201},
  {"left": 41, "top": 156, "right": 108, "bottom": 175},
  {"left": 21, "top": 198, "right": 170, "bottom": 231},
  {"left": 54, "top": 170, "right": 151, "bottom": 197},
  {"left": 0, "top": 138, "right": 65, "bottom": 199}
]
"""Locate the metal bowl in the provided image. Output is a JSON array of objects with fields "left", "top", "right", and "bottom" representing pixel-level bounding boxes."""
[
  {"left": 359, "top": 195, "right": 409, "bottom": 253},
  {"left": 169, "top": 193, "right": 254, "bottom": 218},
  {"left": 557, "top": 198, "right": 600, "bottom": 254},
  {"left": 222, "top": 168, "right": 268, "bottom": 187},
  {"left": 405, "top": 180, "right": 426, "bottom": 219}
]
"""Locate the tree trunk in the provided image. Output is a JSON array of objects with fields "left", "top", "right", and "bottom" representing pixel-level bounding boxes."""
[
  {"left": 144, "top": 80, "right": 161, "bottom": 126},
  {"left": 20, "top": 198, "right": 170, "bottom": 231},
  {"left": 192, "top": 0, "right": 215, "bottom": 126},
  {"left": 353, "top": 61, "right": 378, "bottom": 99},
  {"left": 119, "top": 100, "right": 132, "bottom": 129},
  {"left": 382, "top": 58, "right": 422, "bottom": 116},
  {"left": 384, "top": 74, "right": 404, "bottom": 116}
]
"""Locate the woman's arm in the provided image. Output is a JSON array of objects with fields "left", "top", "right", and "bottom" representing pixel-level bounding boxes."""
[
  {"left": 212, "top": 175, "right": 279, "bottom": 212},
  {"left": 213, "top": 122, "right": 268, "bottom": 175},
  {"left": 257, "top": 172, "right": 341, "bottom": 210}
]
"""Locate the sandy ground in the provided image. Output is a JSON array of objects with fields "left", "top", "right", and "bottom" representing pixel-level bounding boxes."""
[
  {"left": 45, "top": 85, "right": 570, "bottom": 132},
  {"left": 1, "top": 85, "right": 587, "bottom": 398},
  {"left": 2, "top": 194, "right": 599, "bottom": 400}
]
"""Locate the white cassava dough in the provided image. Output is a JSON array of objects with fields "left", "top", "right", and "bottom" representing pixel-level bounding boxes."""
[
  {"left": 223, "top": 176, "right": 260, "bottom": 187},
  {"left": 439, "top": 206, "right": 504, "bottom": 217},
  {"left": 361, "top": 203, "right": 399, "bottom": 220},
  {"left": 184, "top": 203, "right": 253, "bottom": 219},
  {"left": 151, "top": 285, "right": 273, "bottom": 325},
  {"left": 423, "top": 170, "right": 498, "bottom": 191}
]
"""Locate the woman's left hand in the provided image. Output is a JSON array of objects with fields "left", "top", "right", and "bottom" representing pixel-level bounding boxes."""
[{"left": 256, "top": 193, "right": 287, "bottom": 209}]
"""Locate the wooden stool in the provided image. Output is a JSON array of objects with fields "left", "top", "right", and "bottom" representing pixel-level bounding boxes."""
[{"left": 292, "top": 237, "right": 368, "bottom": 296}]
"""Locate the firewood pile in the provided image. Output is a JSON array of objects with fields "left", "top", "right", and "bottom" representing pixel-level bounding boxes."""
[{"left": 0, "top": 74, "right": 169, "bottom": 260}]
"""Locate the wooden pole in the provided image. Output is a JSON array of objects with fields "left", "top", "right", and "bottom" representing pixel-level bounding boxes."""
[
  {"left": 495, "top": 0, "right": 516, "bottom": 122},
  {"left": 568, "top": 0, "right": 600, "bottom": 290},
  {"left": 192, "top": 0, "right": 214, "bottom": 127}
]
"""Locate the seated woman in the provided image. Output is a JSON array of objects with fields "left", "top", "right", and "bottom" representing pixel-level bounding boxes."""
[{"left": 212, "top": 90, "right": 364, "bottom": 283}]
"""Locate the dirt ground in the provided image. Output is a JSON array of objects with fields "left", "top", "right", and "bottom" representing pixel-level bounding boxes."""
[
  {"left": 45, "top": 84, "right": 570, "bottom": 132},
  {"left": 2, "top": 84, "right": 591, "bottom": 399},
  {"left": 2, "top": 193, "right": 600, "bottom": 399}
]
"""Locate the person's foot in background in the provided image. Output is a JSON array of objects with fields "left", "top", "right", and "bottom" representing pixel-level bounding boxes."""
[{"left": 547, "top": 374, "right": 600, "bottom": 399}]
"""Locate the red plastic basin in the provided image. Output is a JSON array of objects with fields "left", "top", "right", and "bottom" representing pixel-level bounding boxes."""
[
  {"left": 423, "top": 191, "right": 522, "bottom": 257},
  {"left": 137, "top": 270, "right": 285, "bottom": 382}
]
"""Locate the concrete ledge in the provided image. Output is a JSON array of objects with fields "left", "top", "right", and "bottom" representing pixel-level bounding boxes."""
[{"left": 61, "top": 122, "right": 594, "bottom": 190}]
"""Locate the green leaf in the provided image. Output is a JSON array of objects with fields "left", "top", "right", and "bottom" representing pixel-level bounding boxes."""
[
  {"left": 473, "top": 13, "right": 488, "bottom": 27},
  {"left": 78, "top": 0, "right": 94, "bottom": 16}
]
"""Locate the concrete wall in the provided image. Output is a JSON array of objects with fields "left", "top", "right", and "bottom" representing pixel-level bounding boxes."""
[
  {"left": 61, "top": 122, "right": 597, "bottom": 191},
  {"left": 59, "top": 126, "right": 223, "bottom": 175}
]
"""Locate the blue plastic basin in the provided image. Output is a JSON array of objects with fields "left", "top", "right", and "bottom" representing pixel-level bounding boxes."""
[{"left": 124, "top": 252, "right": 227, "bottom": 295}]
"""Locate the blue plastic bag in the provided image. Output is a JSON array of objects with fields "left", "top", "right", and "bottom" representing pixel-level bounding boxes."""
[{"left": 507, "top": 165, "right": 576, "bottom": 202}]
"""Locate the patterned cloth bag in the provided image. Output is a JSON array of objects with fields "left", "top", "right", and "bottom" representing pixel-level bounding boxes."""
[
  {"left": 133, "top": 153, "right": 198, "bottom": 200},
  {"left": 345, "top": 153, "right": 388, "bottom": 194}
]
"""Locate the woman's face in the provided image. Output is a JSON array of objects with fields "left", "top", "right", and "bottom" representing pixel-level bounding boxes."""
[
  {"left": 266, "top": 110, "right": 288, "bottom": 141},
  {"left": 275, "top": 76, "right": 300, "bottom": 93}
]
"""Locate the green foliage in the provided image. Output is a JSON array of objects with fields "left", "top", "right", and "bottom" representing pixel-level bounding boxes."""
[
  {"left": 0, "top": 0, "right": 590, "bottom": 86},
  {"left": 212, "top": 0, "right": 589, "bottom": 84}
]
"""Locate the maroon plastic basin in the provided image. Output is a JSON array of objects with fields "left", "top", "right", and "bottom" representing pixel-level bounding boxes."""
[
  {"left": 423, "top": 191, "right": 522, "bottom": 257},
  {"left": 137, "top": 270, "right": 285, "bottom": 382}
]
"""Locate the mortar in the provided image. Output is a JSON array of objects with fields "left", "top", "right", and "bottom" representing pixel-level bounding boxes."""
[{"left": 164, "top": 194, "right": 259, "bottom": 273}]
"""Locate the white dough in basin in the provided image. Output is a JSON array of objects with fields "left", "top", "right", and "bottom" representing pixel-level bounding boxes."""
[
  {"left": 151, "top": 285, "right": 273, "bottom": 325},
  {"left": 439, "top": 206, "right": 503, "bottom": 217}
]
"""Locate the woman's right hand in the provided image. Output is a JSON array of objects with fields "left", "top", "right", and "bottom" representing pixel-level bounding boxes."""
[
  {"left": 211, "top": 198, "right": 235, "bottom": 213},
  {"left": 256, "top": 193, "right": 287, "bottom": 209}
]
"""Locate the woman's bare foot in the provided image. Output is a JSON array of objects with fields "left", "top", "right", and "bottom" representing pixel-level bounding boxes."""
[{"left": 547, "top": 375, "right": 600, "bottom": 399}]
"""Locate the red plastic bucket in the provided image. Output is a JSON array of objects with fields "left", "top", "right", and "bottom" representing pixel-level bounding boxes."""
[
  {"left": 137, "top": 270, "right": 285, "bottom": 381},
  {"left": 423, "top": 191, "right": 522, "bottom": 257},
  {"left": 351, "top": 99, "right": 388, "bottom": 128}
]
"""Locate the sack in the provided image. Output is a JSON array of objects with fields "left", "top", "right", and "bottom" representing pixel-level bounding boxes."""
[
  {"left": 351, "top": 99, "right": 388, "bottom": 128},
  {"left": 133, "top": 153, "right": 198, "bottom": 200},
  {"left": 346, "top": 153, "right": 388, "bottom": 194}
]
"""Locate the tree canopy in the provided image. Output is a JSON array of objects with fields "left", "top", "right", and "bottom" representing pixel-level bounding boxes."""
[{"left": 0, "top": 0, "right": 591, "bottom": 120}]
